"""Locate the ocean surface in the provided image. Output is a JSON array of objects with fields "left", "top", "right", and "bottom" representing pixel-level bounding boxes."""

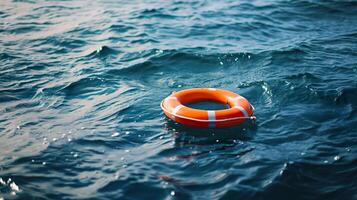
[{"left": 1, "top": 0, "right": 357, "bottom": 199}]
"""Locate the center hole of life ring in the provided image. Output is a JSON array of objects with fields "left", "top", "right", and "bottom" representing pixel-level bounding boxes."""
[{"left": 185, "top": 101, "right": 230, "bottom": 110}]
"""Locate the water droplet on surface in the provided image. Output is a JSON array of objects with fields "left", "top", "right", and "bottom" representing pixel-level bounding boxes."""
[
  {"left": 248, "top": 55, "right": 251, "bottom": 59},
  {"left": 67, "top": 138, "right": 72, "bottom": 142},
  {"left": 111, "top": 132, "right": 120, "bottom": 137},
  {"left": 73, "top": 153, "right": 78, "bottom": 158},
  {"left": 42, "top": 162, "right": 46, "bottom": 165},
  {"left": 31, "top": 159, "right": 35, "bottom": 163},
  {"left": 216, "top": 140, "right": 219, "bottom": 143},
  {"left": 0, "top": 178, "right": 5, "bottom": 185},
  {"left": 80, "top": 127, "right": 85, "bottom": 130},
  {"left": 334, "top": 155, "right": 341, "bottom": 161},
  {"left": 16, "top": 126, "right": 20, "bottom": 129},
  {"left": 10, "top": 182, "right": 20, "bottom": 192},
  {"left": 346, "top": 147, "right": 351, "bottom": 152},
  {"left": 170, "top": 191, "right": 175, "bottom": 196},
  {"left": 219, "top": 61, "right": 223, "bottom": 65},
  {"left": 125, "top": 149, "right": 130, "bottom": 153},
  {"left": 323, "top": 160, "right": 328, "bottom": 164},
  {"left": 301, "top": 152, "right": 306, "bottom": 156},
  {"left": 52, "top": 138, "right": 57, "bottom": 142},
  {"left": 96, "top": 46, "right": 102, "bottom": 53},
  {"left": 125, "top": 131, "right": 130, "bottom": 135},
  {"left": 115, "top": 172, "right": 120, "bottom": 179},
  {"left": 156, "top": 49, "right": 163, "bottom": 54}
]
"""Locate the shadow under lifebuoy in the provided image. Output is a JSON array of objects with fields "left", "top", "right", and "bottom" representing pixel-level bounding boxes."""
[{"left": 163, "top": 117, "right": 258, "bottom": 146}]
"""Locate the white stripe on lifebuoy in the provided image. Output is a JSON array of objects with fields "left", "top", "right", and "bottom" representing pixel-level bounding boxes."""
[
  {"left": 231, "top": 96, "right": 246, "bottom": 101},
  {"left": 166, "top": 96, "right": 178, "bottom": 101},
  {"left": 165, "top": 96, "right": 178, "bottom": 106},
  {"left": 207, "top": 110, "right": 216, "bottom": 128},
  {"left": 172, "top": 105, "right": 184, "bottom": 119},
  {"left": 234, "top": 105, "right": 249, "bottom": 118}
]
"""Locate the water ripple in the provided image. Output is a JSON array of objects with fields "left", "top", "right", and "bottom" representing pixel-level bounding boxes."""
[{"left": 0, "top": 0, "right": 356, "bottom": 199}]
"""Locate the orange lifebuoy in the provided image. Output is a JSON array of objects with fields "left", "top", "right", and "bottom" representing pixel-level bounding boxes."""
[{"left": 161, "top": 88, "right": 255, "bottom": 128}]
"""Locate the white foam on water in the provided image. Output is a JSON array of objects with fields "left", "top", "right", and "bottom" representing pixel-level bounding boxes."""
[
  {"left": 111, "top": 132, "right": 120, "bottom": 137},
  {"left": 0, "top": 178, "right": 5, "bottom": 185},
  {"left": 10, "top": 182, "right": 20, "bottom": 192}
]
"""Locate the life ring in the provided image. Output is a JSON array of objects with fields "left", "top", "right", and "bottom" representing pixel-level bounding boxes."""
[{"left": 161, "top": 88, "right": 255, "bottom": 128}]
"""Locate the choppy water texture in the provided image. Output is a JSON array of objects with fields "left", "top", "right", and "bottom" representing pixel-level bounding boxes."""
[{"left": 1, "top": 0, "right": 357, "bottom": 199}]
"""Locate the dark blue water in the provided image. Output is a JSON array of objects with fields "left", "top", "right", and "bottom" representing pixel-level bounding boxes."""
[{"left": 1, "top": 0, "right": 357, "bottom": 199}]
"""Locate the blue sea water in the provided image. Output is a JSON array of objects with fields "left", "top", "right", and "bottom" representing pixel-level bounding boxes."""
[{"left": 1, "top": 0, "right": 357, "bottom": 199}]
